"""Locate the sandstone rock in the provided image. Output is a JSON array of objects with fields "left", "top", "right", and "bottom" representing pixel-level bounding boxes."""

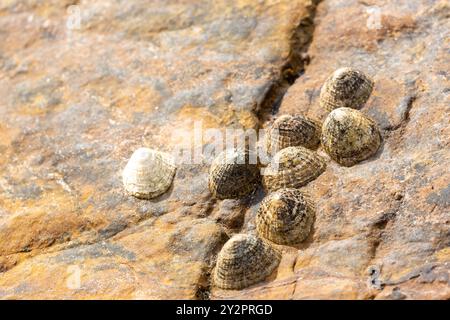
[
  {"left": 0, "top": 0, "right": 317, "bottom": 299},
  {"left": 1, "top": 0, "right": 449, "bottom": 300},
  {"left": 0, "top": 214, "right": 227, "bottom": 299}
]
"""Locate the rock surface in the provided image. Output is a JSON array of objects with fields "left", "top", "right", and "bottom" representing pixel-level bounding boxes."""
[
  {"left": 0, "top": 0, "right": 316, "bottom": 299},
  {"left": 0, "top": 0, "right": 449, "bottom": 299}
]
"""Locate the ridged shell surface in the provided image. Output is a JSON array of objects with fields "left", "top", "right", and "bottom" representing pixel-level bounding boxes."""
[
  {"left": 322, "top": 107, "right": 381, "bottom": 167},
  {"left": 209, "top": 148, "right": 260, "bottom": 199},
  {"left": 262, "top": 146, "right": 326, "bottom": 192},
  {"left": 213, "top": 234, "right": 281, "bottom": 290},
  {"left": 265, "top": 114, "right": 321, "bottom": 154},
  {"left": 256, "top": 188, "right": 315, "bottom": 245},
  {"left": 319, "top": 67, "right": 374, "bottom": 112},
  {"left": 122, "top": 148, "right": 176, "bottom": 199}
]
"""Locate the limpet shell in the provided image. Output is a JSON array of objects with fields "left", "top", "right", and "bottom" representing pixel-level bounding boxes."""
[
  {"left": 209, "top": 148, "right": 260, "bottom": 199},
  {"left": 262, "top": 146, "right": 326, "bottom": 192},
  {"left": 122, "top": 148, "right": 176, "bottom": 199},
  {"left": 256, "top": 188, "right": 315, "bottom": 245},
  {"left": 265, "top": 114, "right": 321, "bottom": 154},
  {"left": 319, "top": 67, "right": 374, "bottom": 112},
  {"left": 322, "top": 107, "right": 381, "bottom": 167},
  {"left": 213, "top": 234, "right": 281, "bottom": 290}
]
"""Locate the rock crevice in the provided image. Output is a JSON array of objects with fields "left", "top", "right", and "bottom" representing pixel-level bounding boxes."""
[{"left": 256, "top": 0, "right": 322, "bottom": 123}]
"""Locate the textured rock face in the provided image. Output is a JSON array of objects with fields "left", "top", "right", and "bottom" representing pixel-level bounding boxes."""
[{"left": 0, "top": 0, "right": 449, "bottom": 299}]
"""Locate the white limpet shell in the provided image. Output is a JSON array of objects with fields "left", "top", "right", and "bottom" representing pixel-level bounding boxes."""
[{"left": 122, "top": 147, "right": 176, "bottom": 199}]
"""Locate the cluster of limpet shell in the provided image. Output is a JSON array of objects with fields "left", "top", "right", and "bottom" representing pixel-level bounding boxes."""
[
  {"left": 210, "top": 67, "right": 383, "bottom": 291},
  {"left": 121, "top": 67, "right": 383, "bottom": 292}
]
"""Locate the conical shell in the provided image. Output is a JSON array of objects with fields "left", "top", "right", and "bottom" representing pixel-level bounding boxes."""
[
  {"left": 122, "top": 148, "right": 176, "bottom": 199},
  {"left": 265, "top": 114, "right": 321, "bottom": 154},
  {"left": 213, "top": 234, "right": 281, "bottom": 290},
  {"left": 256, "top": 188, "right": 315, "bottom": 245},
  {"left": 262, "top": 146, "right": 326, "bottom": 192},
  {"left": 319, "top": 67, "right": 374, "bottom": 112},
  {"left": 209, "top": 148, "right": 260, "bottom": 199},
  {"left": 322, "top": 107, "right": 381, "bottom": 167}
]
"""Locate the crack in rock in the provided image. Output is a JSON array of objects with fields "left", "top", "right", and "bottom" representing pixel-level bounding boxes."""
[
  {"left": 256, "top": 0, "right": 322, "bottom": 124},
  {"left": 384, "top": 94, "right": 417, "bottom": 132}
]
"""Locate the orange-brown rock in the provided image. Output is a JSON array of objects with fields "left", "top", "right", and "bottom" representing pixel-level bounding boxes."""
[
  {"left": 1, "top": 0, "right": 449, "bottom": 300},
  {"left": 0, "top": 0, "right": 318, "bottom": 299}
]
